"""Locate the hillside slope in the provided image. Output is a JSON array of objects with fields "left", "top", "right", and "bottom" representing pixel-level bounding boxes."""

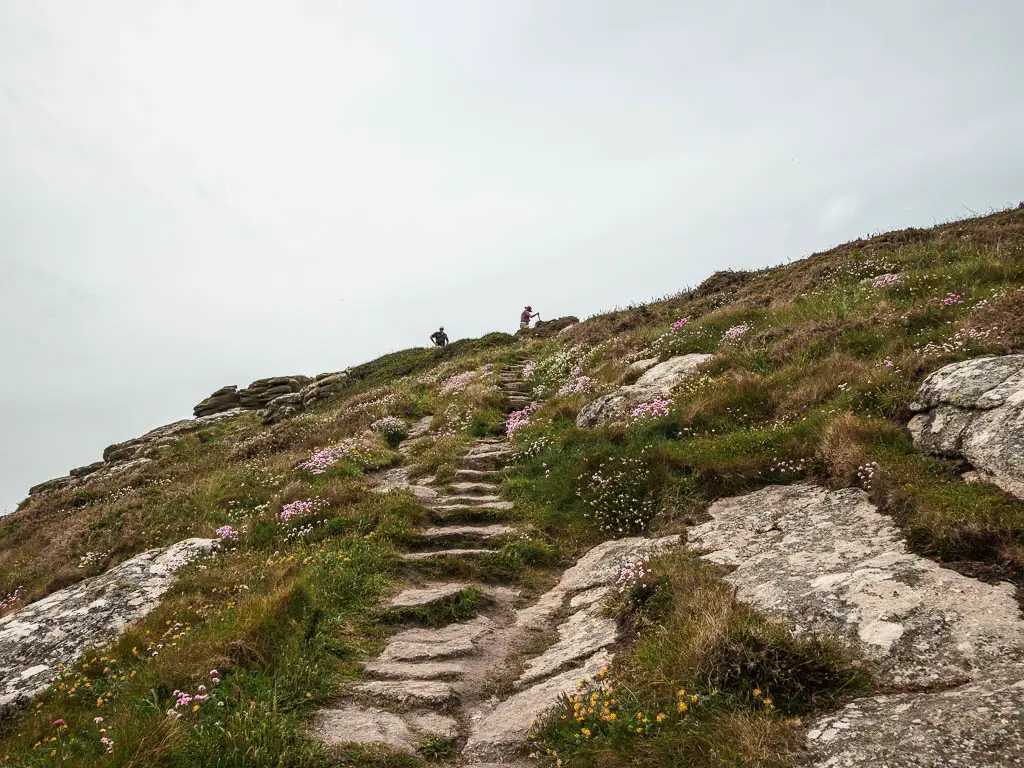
[{"left": 0, "top": 207, "right": 1022, "bottom": 766}]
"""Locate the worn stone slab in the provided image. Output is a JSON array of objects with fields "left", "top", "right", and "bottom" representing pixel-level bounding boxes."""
[
  {"left": 0, "top": 538, "right": 217, "bottom": 714},
  {"left": 449, "top": 482, "right": 500, "bottom": 495},
  {"left": 356, "top": 680, "right": 457, "bottom": 707},
  {"left": 576, "top": 354, "right": 712, "bottom": 427},
  {"left": 362, "top": 660, "right": 465, "bottom": 680},
  {"left": 806, "top": 669, "right": 1024, "bottom": 767},
  {"left": 517, "top": 602, "right": 618, "bottom": 687},
  {"left": 419, "top": 525, "right": 514, "bottom": 541},
  {"left": 432, "top": 501, "right": 514, "bottom": 513},
  {"left": 453, "top": 469, "right": 500, "bottom": 482},
  {"left": 401, "top": 549, "right": 495, "bottom": 562},
  {"left": 909, "top": 355, "right": 1024, "bottom": 500},
  {"left": 464, "top": 650, "right": 613, "bottom": 760},
  {"left": 379, "top": 637, "right": 477, "bottom": 662},
  {"left": 461, "top": 454, "right": 510, "bottom": 471},
  {"left": 311, "top": 704, "right": 458, "bottom": 752},
  {"left": 688, "top": 484, "right": 1024, "bottom": 687},
  {"left": 387, "top": 583, "right": 472, "bottom": 609},
  {"left": 429, "top": 494, "right": 505, "bottom": 507}
]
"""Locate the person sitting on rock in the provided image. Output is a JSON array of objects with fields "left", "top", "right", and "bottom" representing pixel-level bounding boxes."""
[
  {"left": 520, "top": 306, "right": 539, "bottom": 329},
  {"left": 429, "top": 327, "right": 449, "bottom": 347}
]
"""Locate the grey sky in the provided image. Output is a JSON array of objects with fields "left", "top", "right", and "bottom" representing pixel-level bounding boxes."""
[{"left": 1, "top": 0, "right": 1022, "bottom": 513}]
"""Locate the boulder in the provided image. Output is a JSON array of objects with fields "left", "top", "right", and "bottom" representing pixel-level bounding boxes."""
[
  {"left": 237, "top": 376, "right": 309, "bottom": 409},
  {"left": 576, "top": 353, "right": 713, "bottom": 427},
  {"left": 193, "top": 385, "right": 241, "bottom": 418},
  {"left": 0, "top": 538, "right": 217, "bottom": 715},
  {"left": 262, "top": 393, "right": 304, "bottom": 424},
  {"left": 908, "top": 355, "right": 1024, "bottom": 499},
  {"left": 300, "top": 371, "right": 350, "bottom": 408}
]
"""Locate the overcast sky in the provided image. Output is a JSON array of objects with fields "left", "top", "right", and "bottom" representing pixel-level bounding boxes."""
[{"left": 1, "top": 1, "right": 1022, "bottom": 513}]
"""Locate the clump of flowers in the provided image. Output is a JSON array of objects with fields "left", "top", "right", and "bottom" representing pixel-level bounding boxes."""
[
  {"left": 670, "top": 316, "right": 691, "bottom": 331},
  {"left": 523, "top": 362, "right": 536, "bottom": 379},
  {"left": 941, "top": 292, "right": 965, "bottom": 308},
  {"left": 215, "top": 525, "right": 240, "bottom": 542},
  {"left": 507, "top": 403, "right": 540, "bottom": 438},
  {"left": 557, "top": 367, "right": 595, "bottom": 396},
  {"left": 918, "top": 327, "right": 997, "bottom": 356},
  {"left": 441, "top": 370, "right": 477, "bottom": 393},
  {"left": 577, "top": 454, "right": 658, "bottom": 535},
  {"left": 876, "top": 355, "right": 902, "bottom": 374},
  {"left": 370, "top": 415, "right": 408, "bottom": 446},
  {"left": 615, "top": 557, "right": 651, "bottom": 593},
  {"left": 279, "top": 498, "right": 327, "bottom": 521},
  {"left": 857, "top": 461, "right": 878, "bottom": 490},
  {"left": 766, "top": 458, "right": 807, "bottom": 480},
  {"left": 78, "top": 551, "right": 108, "bottom": 569},
  {"left": 722, "top": 323, "right": 751, "bottom": 342},
  {"left": 0, "top": 586, "right": 25, "bottom": 611},
  {"left": 630, "top": 397, "right": 672, "bottom": 423},
  {"left": 871, "top": 273, "right": 902, "bottom": 288},
  {"left": 296, "top": 438, "right": 376, "bottom": 475}
]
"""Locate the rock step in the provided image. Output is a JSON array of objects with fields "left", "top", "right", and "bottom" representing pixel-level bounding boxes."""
[
  {"left": 453, "top": 469, "right": 501, "bottom": 482},
  {"left": 387, "top": 582, "right": 474, "bottom": 609},
  {"left": 356, "top": 680, "right": 457, "bottom": 707},
  {"left": 429, "top": 494, "right": 505, "bottom": 507},
  {"left": 401, "top": 548, "right": 497, "bottom": 562},
  {"left": 431, "top": 500, "right": 514, "bottom": 513},
  {"left": 312, "top": 705, "right": 458, "bottom": 753},
  {"left": 417, "top": 524, "right": 515, "bottom": 543},
  {"left": 461, "top": 455, "right": 510, "bottom": 471},
  {"left": 361, "top": 660, "right": 465, "bottom": 681},
  {"left": 447, "top": 481, "right": 501, "bottom": 496}
]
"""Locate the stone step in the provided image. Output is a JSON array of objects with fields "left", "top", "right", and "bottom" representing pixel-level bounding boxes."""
[
  {"left": 448, "top": 481, "right": 500, "bottom": 496},
  {"left": 461, "top": 454, "right": 511, "bottom": 472},
  {"left": 312, "top": 705, "right": 458, "bottom": 753},
  {"left": 401, "top": 548, "right": 496, "bottom": 562},
  {"left": 431, "top": 496, "right": 509, "bottom": 509},
  {"left": 453, "top": 469, "right": 500, "bottom": 482},
  {"left": 418, "top": 524, "right": 515, "bottom": 544},
  {"left": 355, "top": 680, "right": 457, "bottom": 707},
  {"left": 361, "top": 660, "right": 465, "bottom": 681},
  {"left": 431, "top": 500, "right": 514, "bottom": 514},
  {"left": 386, "top": 582, "right": 474, "bottom": 609}
]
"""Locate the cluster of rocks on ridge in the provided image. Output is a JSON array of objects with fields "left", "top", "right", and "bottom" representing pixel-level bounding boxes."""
[
  {"left": 0, "top": 538, "right": 216, "bottom": 717},
  {"left": 576, "top": 353, "right": 713, "bottom": 427},
  {"left": 27, "top": 408, "right": 247, "bottom": 499},
  {"left": 193, "top": 370, "right": 354, "bottom": 425},
  {"left": 908, "top": 354, "right": 1024, "bottom": 500}
]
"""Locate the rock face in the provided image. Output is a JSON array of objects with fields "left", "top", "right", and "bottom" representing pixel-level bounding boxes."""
[
  {"left": 193, "top": 385, "right": 241, "bottom": 417},
  {"left": 0, "top": 538, "right": 216, "bottom": 715},
  {"left": 576, "top": 353, "right": 713, "bottom": 427},
  {"left": 908, "top": 354, "right": 1024, "bottom": 499},
  {"left": 687, "top": 483, "right": 1024, "bottom": 764},
  {"left": 688, "top": 484, "right": 1024, "bottom": 687},
  {"left": 237, "top": 375, "right": 310, "bottom": 409},
  {"left": 806, "top": 673, "right": 1024, "bottom": 767},
  {"left": 262, "top": 393, "right": 304, "bottom": 425}
]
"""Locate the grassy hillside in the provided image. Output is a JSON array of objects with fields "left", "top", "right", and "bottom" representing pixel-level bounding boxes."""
[{"left": 0, "top": 207, "right": 1022, "bottom": 766}]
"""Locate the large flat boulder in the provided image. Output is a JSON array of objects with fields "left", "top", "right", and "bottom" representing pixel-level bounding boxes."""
[
  {"left": 908, "top": 355, "right": 1024, "bottom": 499},
  {"left": 688, "top": 484, "right": 1024, "bottom": 688},
  {"left": 576, "top": 354, "right": 712, "bottom": 427},
  {"left": 0, "top": 538, "right": 217, "bottom": 715}
]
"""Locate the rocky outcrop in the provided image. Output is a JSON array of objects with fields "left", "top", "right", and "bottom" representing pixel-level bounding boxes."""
[
  {"left": 0, "top": 538, "right": 216, "bottom": 715},
  {"left": 687, "top": 483, "right": 1024, "bottom": 763},
  {"left": 806, "top": 673, "right": 1024, "bottom": 767},
  {"left": 262, "top": 393, "right": 304, "bottom": 425},
  {"left": 576, "top": 353, "right": 713, "bottom": 427},
  {"left": 516, "top": 316, "right": 580, "bottom": 338},
  {"left": 688, "top": 484, "right": 1024, "bottom": 687},
  {"left": 193, "top": 385, "right": 241, "bottom": 417},
  {"left": 299, "top": 371, "right": 350, "bottom": 409},
  {"left": 238, "top": 375, "right": 310, "bottom": 409},
  {"left": 908, "top": 354, "right": 1024, "bottom": 499}
]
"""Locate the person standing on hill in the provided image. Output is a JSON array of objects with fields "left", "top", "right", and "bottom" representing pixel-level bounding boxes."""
[
  {"left": 429, "top": 327, "right": 449, "bottom": 347},
  {"left": 520, "top": 306, "right": 539, "bottom": 329}
]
